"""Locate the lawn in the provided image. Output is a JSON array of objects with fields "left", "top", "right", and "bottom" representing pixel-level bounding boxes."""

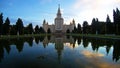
[
  {"left": 0, "top": 34, "right": 120, "bottom": 40},
  {"left": 69, "top": 34, "right": 120, "bottom": 40}
]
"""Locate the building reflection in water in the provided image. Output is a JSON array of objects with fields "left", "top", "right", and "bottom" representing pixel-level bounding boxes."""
[
  {"left": 42, "top": 35, "right": 76, "bottom": 62},
  {"left": 0, "top": 35, "right": 120, "bottom": 64},
  {"left": 55, "top": 37, "right": 63, "bottom": 63}
]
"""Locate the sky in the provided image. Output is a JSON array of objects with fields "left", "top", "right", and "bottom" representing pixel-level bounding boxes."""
[{"left": 0, "top": 0, "right": 120, "bottom": 27}]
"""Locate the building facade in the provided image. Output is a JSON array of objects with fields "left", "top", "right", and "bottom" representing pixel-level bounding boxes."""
[{"left": 43, "top": 5, "right": 75, "bottom": 33}]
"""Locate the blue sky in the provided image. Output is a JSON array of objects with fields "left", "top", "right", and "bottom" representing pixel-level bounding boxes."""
[{"left": 0, "top": 0, "right": 120, "bottom": 26}]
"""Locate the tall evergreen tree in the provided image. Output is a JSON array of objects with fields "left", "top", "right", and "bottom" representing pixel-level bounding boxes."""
[
  {"left": 77, "top": 23, "right": 81, "bottom": 33},
  {"left": 113, "top": 8, "right": 120, "bottom": 35},
  {"left": 91, "top": 18, "right": 98, "bottom": 34},
  {"left": 28, "top": 23, "right": 33, "bottom": 34},
  {"left": 83, "top": 21, "right": 88, "bottom": 34},
  {"left": 16, "top": 18, "right": 24, "bottom": 35},
  {"left": 0, "top": 13, "right": 3, "bottom": 35},
  {"left": 113, "top": 9, "right": 116, "bottom": 24},
  {"left": 72, "top": 26, "right": 77, "bottom": 33},
  {"left": 34, "top": 25, "right": 39, "bottom": 34},
  {"left": 10, "top": 25, "right": 17, "bottom": 35},
  {"left": 3, "top": 17, "right": 10, "bottom": 35},
  {"left": 106, "top": 15, "right": 113, "bottom": 34},
  {"left": 39, "top": 26, "right": 45, "bottom": 33}
]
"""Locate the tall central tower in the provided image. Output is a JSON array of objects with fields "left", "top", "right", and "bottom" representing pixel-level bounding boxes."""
[{"left": 55, "top": 4, "right": 64, "bottom": 33}]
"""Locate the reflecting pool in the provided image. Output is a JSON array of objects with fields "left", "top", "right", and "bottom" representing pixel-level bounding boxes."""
[{"left": 0, "top": 35, "right": 120, "bottom": 68}]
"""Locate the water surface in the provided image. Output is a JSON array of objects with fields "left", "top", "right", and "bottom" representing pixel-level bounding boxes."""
[{"left": 0, "top": 35, "right": 120, "bottom": 68}]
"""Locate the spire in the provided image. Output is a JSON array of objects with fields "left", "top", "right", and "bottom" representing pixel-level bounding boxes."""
[
  {"left": 57, "top": 4, "right": 61, "bottom": 18},
  {"left": 58, "top": 4, "right": 61, "bottom": 14},
  {"left": 58, "top": 4, "right": 60, "bottom": 8}
]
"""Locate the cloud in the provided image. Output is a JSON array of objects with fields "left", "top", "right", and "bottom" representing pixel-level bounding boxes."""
[
  {"left": 75, "top": 50, "right": 120, "bottom": 68},
  {"left": 81, "top": 50, "right": 104, "bottom": 58},
  {"left": 70, "top": 0, "right": 120, "bottom": 24},
  {"left": 73, "top": 0, "right": 120, "bottom": 10}
]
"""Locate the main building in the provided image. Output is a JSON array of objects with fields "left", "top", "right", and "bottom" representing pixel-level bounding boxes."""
[{"left": 43, "top": 5, "right": 75, "bottom": 33}]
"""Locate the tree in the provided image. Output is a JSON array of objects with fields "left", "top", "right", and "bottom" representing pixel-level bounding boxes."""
[
  {"left": 0, "top": 13, "right": 3, "bottom": 35},
  {"left": 24, "top": 23, "right": 33, "bottom": 34},
  {"left": 113, "top": 8, "right": 120, "bottom": 35},
  {"left": 10, "top": 25, "right": 17, "bottom": 35},
  {"left": 91, "top": 18, "right": 98, "bottom": 34},
  {"left": 47, "top": 28, "right": 51, "bottom": 34},
  {"left": 106, "top": 15, "right": 113, "bottom": 34},
  {"left": 3, "top": 17, "right": 10, "bottom": 35},
  {"left": 72, "top": 26, "right": 77, "bottom": 33},
  {"left": 34, "top": 25, "right": 39, "bottom": 34},
  {"left": 66, "top": 29, "right": 70, "bottom": 33},
  {"left": 113, "top": 9, "right": 116, "bottom": 24},
  {"left": 83, "top": 21, "right": 88, "bottom": 34},
  {"left": 27, "top": 23, "right": 33, "bottom": 34},
  {"left": 77, "top": 23, "right": 81, "bottom": 33},
  {"left": 39, "top": 26, "right": 45, "bottom": 33},
  {"left": 16, "top": 18, "right": 24, "bottom": 35}
]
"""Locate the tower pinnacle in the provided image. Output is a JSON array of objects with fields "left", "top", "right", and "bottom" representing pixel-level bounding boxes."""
[
  {"left": 57, "top": 4, "right": 61, "bottom": 18},
  {"left": 58, "top": 4, "right": 60, "bottom": 9}
]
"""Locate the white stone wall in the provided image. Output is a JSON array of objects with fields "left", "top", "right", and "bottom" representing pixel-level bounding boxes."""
[
  {"left": 43, "top": 23, "right": 48, "bottom": 33},
  {"left": 48, "top": 25, "right": 55, "bottom": 33},
  {"left": 43, "top": 23, "right": 74, "bottom": 33}
]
